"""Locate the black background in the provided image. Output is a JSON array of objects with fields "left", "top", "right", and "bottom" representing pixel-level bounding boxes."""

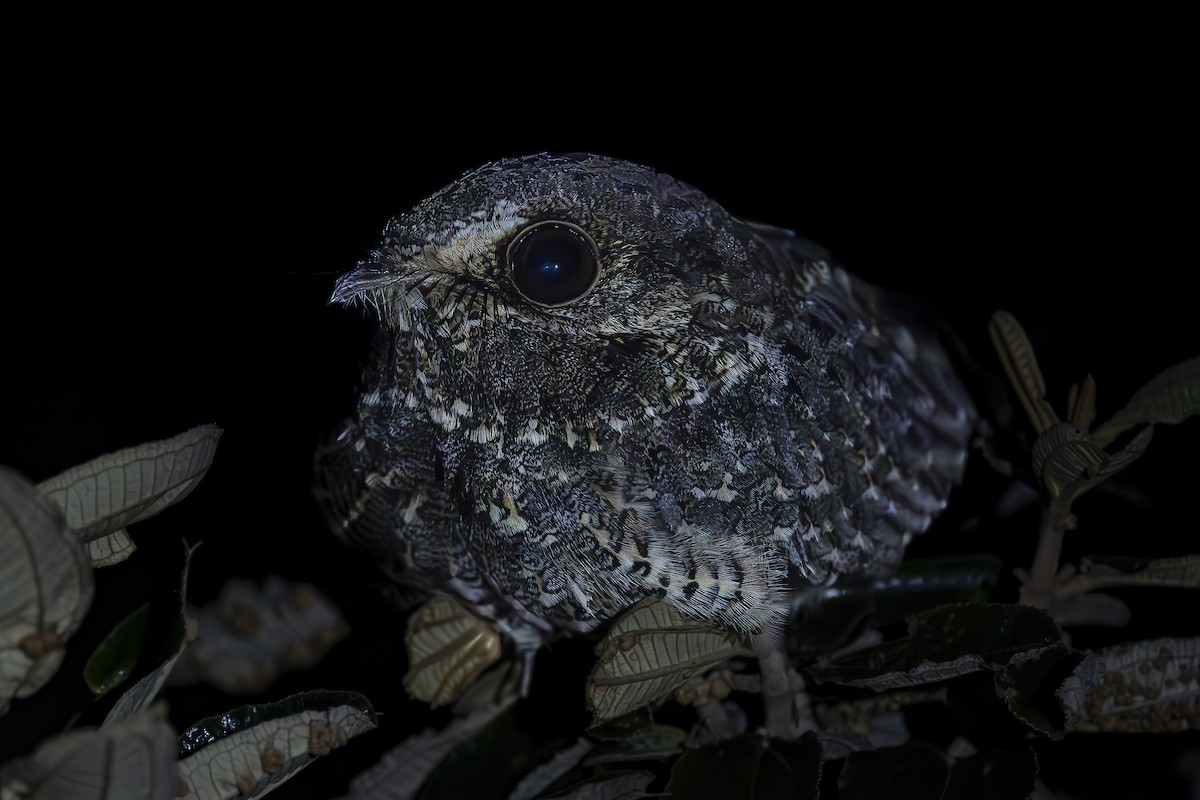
[{"left": 3, "top": 27, "right": 1197, "bottom": 798}]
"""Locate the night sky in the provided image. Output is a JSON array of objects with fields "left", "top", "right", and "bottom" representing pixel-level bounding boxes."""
[{"left": 3, "top": 32, "right": 1197, "bottom": 798}]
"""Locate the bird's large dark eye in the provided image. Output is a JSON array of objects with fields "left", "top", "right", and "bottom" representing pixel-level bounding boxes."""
[{"left": 506, "top": 221, "right": 600, "bottom": 306}]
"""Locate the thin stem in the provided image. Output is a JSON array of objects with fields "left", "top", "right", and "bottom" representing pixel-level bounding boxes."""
[{"left": 1021, "top": 493, "right": 1074, "bottom": 608}]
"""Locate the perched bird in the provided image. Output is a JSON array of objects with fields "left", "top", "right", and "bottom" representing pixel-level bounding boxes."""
[{"left": 317, "top": 153, "right": 975, "bottom": 700}]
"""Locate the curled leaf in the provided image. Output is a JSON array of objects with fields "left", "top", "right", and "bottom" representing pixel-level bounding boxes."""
[
  {"left": 87, "top": 528, "right": 136, "bottom": 567},
  {"left": 403, "top": 594, "right": 501, "bottom": 707},
  {"left": 177, "top": 690, "right": 377, "bottom": 799},
  {"left": 0, "top": 466, "right": 94, "bottom": 717},
  {"left": 1031, "top": 424, "right": 1108, "bottom": 496},
  {"left": 0, "top": 705, "right": 178, "bottom": 799},
  {"left": 37, "top": 423, "right": 221, "bottom": 544},
  {"left": 586, "top": 598, "right": 750, "bottom": 725},
  {"left": 104, "top": 542, "right": 198, "bottom": 725},
  {"left": 1092, "top": 354, "right": 1200, "bottom": 446},
  {"left": 1058, "top": 636, "right": 1200, "bottom": 733}
]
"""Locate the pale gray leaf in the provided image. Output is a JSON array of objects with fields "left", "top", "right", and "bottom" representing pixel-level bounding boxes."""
[
  {"left": 542, "top": 771, "right": 656, "bottom": 800},
  {"left": 0, "top": 466, "right": 93, "bottom": 717},
  {"left": 37, "top": 424, "right": 221, "bottom": 543},
  {"left": 1059, "top": 636, "right": 1200, "bottom": 732},
  {"left": 0, "top": 705, "right": 178, "bottom": 799},
  {"left": 1046, "top": 592, "right": 1131, "bottom": 628},
  {"left": 86, "top": 528, "right": 136, "bottom": 567},
  {"left": 508, "top": 738, "right": 592, "bottom": 800},
  {"left": 169, "top": 576, "right": 349, "bottom": 695},
  {"left": 178, "top": 692, "right": 377, "bottom": 800},
  {"left": 1080, "top": 554, "right": 1200, "bottom": 590}
]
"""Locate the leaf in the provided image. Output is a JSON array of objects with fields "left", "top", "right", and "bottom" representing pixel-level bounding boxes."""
[
  {"left": 1079, "top": 554, "right": 1200, "bottom": 589},
  {"left": 944, "top": 747, "right": 1037, "bottom": 800},
  {"left": 1030, "top": 423, "right": 1108, "bottom": 495},
  {"left": 1066, "top": 374, "right": 1096, "bottom": 430},
  {"left": 416, "top": 707, "right": 567, "bottom": 800},
  {"left": 36, "top": 423, "right": 221, "bottom": 544},
  {"left": 1092, "top": 354, "right": 1200, "bottom": 446},
  {"left": 1057, "top": 636, "right": 1200, "bottom": 733},
  {"left": 0, "top": 705, "right": 178, "bottom": 799},
  {"left": 340, "top": 700, "right": 512, "bottom": 800},
  {"left": 812, "top": 688, "right": 944, "bottom": 752},
  {"left": 104, "top": 542, "right": 198, "bottom": 724},
  {"left": 988, "top": 311, "right": 1057, "bottom": 433},
  {"left": 508, "top": 738, "right": 593, "bottom": 800},
  {"left": 403, "top": 594, "right": 501, "bottom": 707},
  {"left": 87, "top": 528, "right": 136, "bottom": 567},
  {"left": 787, "top": 555, "right": 1001, "bottom": 662},
  {"left": 813, "top": 604, "right": 1063, "bottom": 690},
  {"left": 177, "top": 690, "right": 377, "bottom": 799},
  {"left": 994, "top": 647, "right": 1079, "bottom": 736},
  {"left": 0, "top": 466, "right": 93, "bottom": 717},
  {"left": 586, "top": 598, "right": 750, "bottom": 725},
  {"left": 169, "top": 575, "right": 349, "bottom": 695},
  {"left": 83, "top": 602, "right": 150, "bottom": 696},
  {"left": 1045, "top": 592, "right": 1130, "bottom": 628},
  {"left": 587, "top": 713, "right": 688, "bottom": 764},
  {"left": 838, "top": 740, "right": 949, "bottom": 800},
  {"left": 541, "top": 770, "right": 656, "bottom": 799},
  {"left": 665, "top": 733, "right": 823, "bottom": 800}
]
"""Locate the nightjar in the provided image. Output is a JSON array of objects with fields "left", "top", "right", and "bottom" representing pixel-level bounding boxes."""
[{"left": 317, "top": 153, "right": 975, "bottom": 669}]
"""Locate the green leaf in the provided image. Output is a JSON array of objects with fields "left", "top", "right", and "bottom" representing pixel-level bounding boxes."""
[
  {"left": 1092, "top": 354, "right": 1200, "bottom": 446},
  {"left": 103, "top": 542, "right": 197, "bottom": 724},
  {"left": 813, "top": 604, "right": 1063, "bottom": 690},
  {"left": 944, "top": 747, "right": 1037, "bottom": 800},
  {"left": 994, "top": 647, "right": 1079, "bottom": 736},
  {"left": 84, "top": 602, "right": 151, "bottom": 696},
  {"left": 587, "top": 712, "right": 687, "bottom": 764},
  {"left": 417, "top": 707, "right": 567, "bottom": 800},
  {"left": 343, "top": 699, "right": 512, "bottom": 800},
  {"left": 788, "top": 556, "right": 1001, "bottom": 662},
  {"left": 665, "top": 733, "right": 823, "bottom": 800},
  {"left": 838, "top": 740, "right": 949, "bottom": 800}
]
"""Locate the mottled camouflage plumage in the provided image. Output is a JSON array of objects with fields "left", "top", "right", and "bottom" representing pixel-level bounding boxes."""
[{"left": 317, "top": 153, "right": 974, "bottom": 652}]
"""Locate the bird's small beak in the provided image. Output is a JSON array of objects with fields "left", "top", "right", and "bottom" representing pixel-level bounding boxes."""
[{"left": 330, "top": 264, "right": 395, "bottom": 305}]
